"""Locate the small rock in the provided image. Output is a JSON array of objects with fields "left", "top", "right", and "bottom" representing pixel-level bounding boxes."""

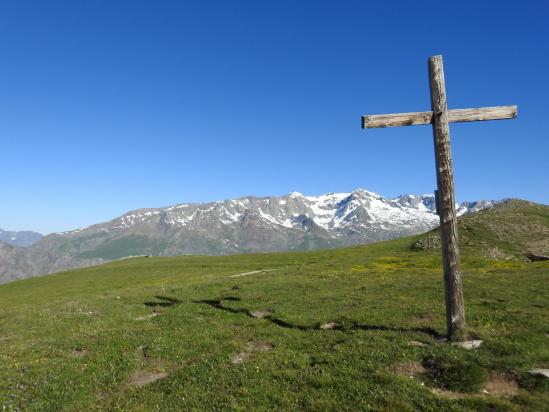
[
  {"left": 127, "top": 371, "right": 168, "bottom": 387},
  {"left": 452, "top": 340, "right": 483, "bottom": 349},
  {"left": 529, "top": 369, "right": 549, "bottom": 378},
  {"left": 250, "top": 309, "right": 273, "bottom": 319},
  {"left": 319, "top": 321, "right": 341, "bottom": 330},
  {"left": 407, "top": 340, "right": 427, "bottom": 347},
  {"left": 135, "top": 313, "right": 160, "bottom": 321},
  {"left": 232, "top": 352, "right": 251, "bottom": 365}
]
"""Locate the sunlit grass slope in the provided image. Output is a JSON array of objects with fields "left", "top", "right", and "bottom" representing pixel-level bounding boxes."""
[{"left": 1, "top": 201, "right": 548, "bottom": 411}]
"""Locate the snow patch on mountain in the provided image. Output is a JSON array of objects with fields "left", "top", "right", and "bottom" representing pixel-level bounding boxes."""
[{"left": 57, "top": 189, "right": 494, "bottom": 240}]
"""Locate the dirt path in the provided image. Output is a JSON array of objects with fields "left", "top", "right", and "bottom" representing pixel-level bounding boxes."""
[{"left": 229, "top": 269, "right": 278, "bottom": 278}]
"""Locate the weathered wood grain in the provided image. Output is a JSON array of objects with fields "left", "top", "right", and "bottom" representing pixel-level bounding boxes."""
[
  {"left": 361, "top": 54, "right": 518, "bottom": 340},
  {"left": 447, "top": 106, "right": 517, "bottom": 123},
  {"left": 362, "top": 105, "right": 517, "bottom": 129},
  {"left": 428, "top": 55, "right": 466, "bottom": 340}
]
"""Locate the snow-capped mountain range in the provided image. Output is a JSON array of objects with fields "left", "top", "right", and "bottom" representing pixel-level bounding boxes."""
[
  {"left": 62, "top": 189, "right": 489, "bottom": 239},
  {"left": 0, "top": 189, "right": 494, "bottom": 283}
]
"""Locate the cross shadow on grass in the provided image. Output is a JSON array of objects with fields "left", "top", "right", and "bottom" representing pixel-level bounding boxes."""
[
  {"left": 193, "top": 298, "right": 443, "bottom": 338},
  {"left": 144, "top": 295, "right": 182, "bottom": 308}
]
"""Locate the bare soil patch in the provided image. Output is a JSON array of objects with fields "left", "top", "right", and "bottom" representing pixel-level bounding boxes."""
[
  {"left": 482, "top": 373, "right": 518, "bottom": 397},
  {"left": 232, "top": 340, "right": 274, "bottom": 364},
  {"left": 71, "top": 348, "right": 89, "bottom": 358},
  {"left": 388, "top": 361, "right": 426, "bottom": 377},
  {"left": 127, "top": 371, "right": 168, "bottom": 388},
  {"left": 232, "top": 352, "right": 251, "bottom": 365},
  {"left": 389, "top": 360, "right": 518, "bottom": 400},
  {"left": 247, "top": 340, "right": 274, "bottom": 352}
]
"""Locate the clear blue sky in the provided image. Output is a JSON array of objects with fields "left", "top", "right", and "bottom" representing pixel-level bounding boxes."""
[{"left": 1, "top": 1, "right": 548, "bottom": 234}]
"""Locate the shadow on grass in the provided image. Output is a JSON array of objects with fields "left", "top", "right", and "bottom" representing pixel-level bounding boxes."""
[
  {"left": 144, "top": 295, "right": 182, "bottom": 308},
  {"left": 193, "top": 298, "right": 443, "bottom": 338}
]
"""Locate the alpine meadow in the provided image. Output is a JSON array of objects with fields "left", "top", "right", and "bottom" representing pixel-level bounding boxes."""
[
  {"left": 1, "top": 1, "right": 548, "bottom": 411},
  {"left": 1, "top": 201, "right": 548, "bottom": 410}
]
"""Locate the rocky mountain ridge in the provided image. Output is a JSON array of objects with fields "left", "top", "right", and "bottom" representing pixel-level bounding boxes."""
[
  {"left": 0, "top": 228, "right": 43, "bottom": 247},
  {"left": 0, "top": 189, "right": 494, "bottom": 283}
]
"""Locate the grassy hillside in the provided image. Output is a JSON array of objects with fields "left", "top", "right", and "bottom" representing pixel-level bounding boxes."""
[
  {"left": 1, "top": 202, "right": 548, "bottom": 411},
  {"left": 414, "top": 200, "right": 549, "bottom": 260}
]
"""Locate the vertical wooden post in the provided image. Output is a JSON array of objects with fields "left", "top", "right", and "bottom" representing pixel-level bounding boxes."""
[{"left": 428, "top": 55, "right": 466, "bottom": 340}]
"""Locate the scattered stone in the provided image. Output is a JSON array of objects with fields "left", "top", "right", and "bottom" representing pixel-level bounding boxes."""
[
  {"left": 407, "top": 340, "right": 427, "bottom": 347},
  {"left": 250, "top": 309, "right": 273, "bottom": 319},
  {"left": 71, "top": 348, "right": 89, "bottom": 358},
  {"left": 135, "top": 313, "right": 160, "bottom": 321},
  {"left": 529, "top": 369, "right": 549, "bottom": 379},
  {"left": 388, "top": 362, "right": 426, "bottom": 377},
  {"left": 319, "top": 321, "right": 341, "bottom": 330},
  {"left": 452, "top": 340, "right": 483, "bottom": 349},
  {"left": 482, "top": 373, "right": 518, "bottom": 397},
  {"left": 127, "top": 371, "right": 168, "bottom": 388}
]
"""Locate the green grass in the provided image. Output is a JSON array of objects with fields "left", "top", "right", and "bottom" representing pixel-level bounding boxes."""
[
  {"left": 416, "top": 200, "right": 549, "bottom": 260},
  {"left": 1, "top": 203, "right": 548, "bottom": 411},
  {"left": 77, "top": 235, "right": 169, "bottom": 260}
]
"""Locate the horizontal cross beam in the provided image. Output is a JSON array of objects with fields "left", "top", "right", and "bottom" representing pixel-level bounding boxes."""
[{"left": 362, "top": 105, "right": 517, "bottom": 129}]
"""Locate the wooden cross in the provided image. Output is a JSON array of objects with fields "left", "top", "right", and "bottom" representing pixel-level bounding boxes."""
[{"left": 361, "top": 55, "right": 517, "bottom": 340}]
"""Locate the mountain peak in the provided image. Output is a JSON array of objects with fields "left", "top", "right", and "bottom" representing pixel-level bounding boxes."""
[{"left": 0, "top": 189, "right": 497, "bottom": 284}]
